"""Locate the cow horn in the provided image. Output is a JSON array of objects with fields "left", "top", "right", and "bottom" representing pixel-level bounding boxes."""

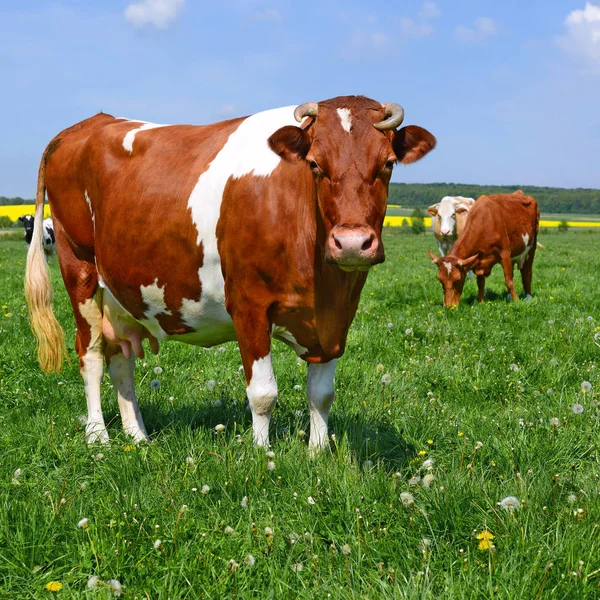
[
  {"left": 294, "top": 102, "right": 318, "bottom": 123},
  {"left": 373, "top": 103, "right": 405, "bottom": 130}
]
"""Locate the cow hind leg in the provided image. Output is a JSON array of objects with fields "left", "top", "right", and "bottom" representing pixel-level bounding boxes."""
[
  {"left": 105, "top": 347, "right": 149, "bottom": 443},
  {"left": 307, "top": 360, "right": 337, "bottom": 451},
  {"left": 500, "top": 254, "right": 518, "bottom": 301},
  {"left": 520, "top": 248, "right": 536, "bottom": 300}
]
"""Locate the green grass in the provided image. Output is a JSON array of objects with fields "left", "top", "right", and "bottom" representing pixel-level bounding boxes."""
[{"left": 0, "top": 232, "right": 599, "bottom": 599}]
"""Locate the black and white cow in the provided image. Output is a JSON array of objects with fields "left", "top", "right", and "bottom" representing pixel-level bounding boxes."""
[{"left": 19, "top": 215, "right": 55, "bottom": 261}]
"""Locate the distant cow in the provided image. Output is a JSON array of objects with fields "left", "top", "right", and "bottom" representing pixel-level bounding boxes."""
[
  {"left": 19, "top": 215, "right": 55, "bottom": 261},
  {"left": 427, "top": 196, "right": 475, "bottom": 255},
  {"left": 428, "top": 191, "right": 539, "bottom": 307},
  {"left": 25, "top": 95, "right": 436, "bottom": 449}
]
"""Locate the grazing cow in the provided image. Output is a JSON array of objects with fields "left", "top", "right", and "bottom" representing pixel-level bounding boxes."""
[
  {"left": 427, "top": 196, "right": 475, "bottom": 256},
  {"left": 428, "top": 191, "right": 539, "bottom": 308},
  {"left": 25, "top": 96, "right": 436, "bottom": 448},
  {"left": 19, "top": 215, "right": 55, "bottom": 261}
]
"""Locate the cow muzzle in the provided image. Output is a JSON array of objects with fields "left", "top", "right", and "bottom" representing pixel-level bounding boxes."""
[{"left": 326, "top": 227, "right": 383, "bottom": 271}]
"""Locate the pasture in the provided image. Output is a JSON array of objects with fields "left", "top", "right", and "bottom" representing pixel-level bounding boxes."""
[{"left": 0, "top": 231, "right": 599, "bottom": 599}]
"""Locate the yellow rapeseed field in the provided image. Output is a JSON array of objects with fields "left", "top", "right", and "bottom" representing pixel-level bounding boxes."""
[{"left": 0, "top": 205, "right": 51, "bottom": 220}]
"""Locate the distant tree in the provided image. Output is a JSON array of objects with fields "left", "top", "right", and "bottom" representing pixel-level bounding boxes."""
[
  {"left": 0, "top": 215, "right": 13, "bottom": 229},
  {"left": 557, "top": 219, "right": 569, "bottom": 232},
  {"left": 400, "top": 218, "right": 411, "bottom": 235},
  {"left": 410, "top": 208, "right": 426, "bottom": 235}
]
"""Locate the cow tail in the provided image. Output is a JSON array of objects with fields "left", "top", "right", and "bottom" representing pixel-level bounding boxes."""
[{"left": 24, "top": 143, "right": 67, "bottom": 373}]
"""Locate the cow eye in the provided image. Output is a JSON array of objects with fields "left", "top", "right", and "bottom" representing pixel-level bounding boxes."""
[
  {"left": 385, "top": 160, "right": 395, "bottom": 170},
  {"left": 308, "top": 159, "right": 322, "bottom": 173}
]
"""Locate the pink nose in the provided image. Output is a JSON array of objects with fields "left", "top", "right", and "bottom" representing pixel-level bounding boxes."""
[
  {"left": 440, "top": 228, "right": 451, "bottom": 236},
  {"left": 327, "top": 227, "right": 382, "bottom": 269}
]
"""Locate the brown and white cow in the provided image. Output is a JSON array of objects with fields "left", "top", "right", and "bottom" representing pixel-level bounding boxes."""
[
  {"left": 428, "top": 191, "right": 539, "bottom": 308},
  {"left": 427, "top": 196, "right": 475, "bottom": 256},
  {"left": 25, "top": 95, "right": 435, "bottom": 449}
]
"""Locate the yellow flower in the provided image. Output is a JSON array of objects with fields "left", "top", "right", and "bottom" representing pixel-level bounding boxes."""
[
  {"left": 458, "top": 432, "right": 464, "bottom": 437},
  {"left": 123, "top": 444, "right": 135, "bottom": 452},
  {"left": 476, "top": 530, "right": 495, "bottom": 551},
  {"left": 426, "top": 440, "right": 433, "bottom": 445},
  {"left": 45, "top": 581, "right": 63, "bottom": 592},
  {"left": 418, "top": 450, "right": 427, "bottom": 456}
]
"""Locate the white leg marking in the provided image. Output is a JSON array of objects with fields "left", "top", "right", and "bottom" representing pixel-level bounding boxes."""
[
  {"left": 123, "top": 122, "right": 171, "bottom": 154},
  {"left": 307, "top": 359, "right": 337, "bottom": 451},
  {"left": 108, "top": 353, "right": 149, "bottom": 443},
  {"left": 79, "top": 296, "right": 109, "bottom": 444},
  {"left": 246, "top": 354, "right": 278, "bottom": 447},
  {"left": 336, "top": 108, "right": 352, "bottom": 133}
]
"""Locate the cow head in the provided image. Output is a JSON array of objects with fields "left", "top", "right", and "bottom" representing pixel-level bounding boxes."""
[
  {"left": 268, "top": 96, "right": 436, "bottom": 271},
  {"left": 427, "top": 197, "right": 471, "bottom": 238},
  {"left": 428, "top": 250, "right": 478, "bottom": 308}
]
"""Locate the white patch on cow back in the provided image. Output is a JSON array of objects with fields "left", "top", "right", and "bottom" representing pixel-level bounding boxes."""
[
  {"left": 443, "top": 261, "right": 453, "bottom": 276},
  {"left": 337, "top": 108, "right": 352, "bottom": 133},
  {"left": 272, "top": 325, "right": 308, "bottom": 356},
  {"left": 123, "top": 122, "right": 171, "bottom": 154},
  {"left": 181, "top": 105, "right": 299, "bottom": 342}
]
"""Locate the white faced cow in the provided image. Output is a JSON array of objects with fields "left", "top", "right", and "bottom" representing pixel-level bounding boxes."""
[
  {"left": 427, "top": 196, "right": 475, "bottom": 256},
  {"left": 19, "top": 215, "right": 55, "bottom": 262}
]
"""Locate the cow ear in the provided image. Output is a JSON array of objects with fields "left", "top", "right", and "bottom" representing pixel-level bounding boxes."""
[
  {"left": 392, "top": 126, "right": 436, "bottom": 164},
  {"left": 428, "top": 250, "right": 440, "bottom": 264},
  {"left": 455, "top": 203, "right": 468, "bottom": 214},
  {"left": 18, "top": 216, "right": 25, "bottom": 222},
  {"left": 459, "top": 254, "right": 478, "bottom": 269},
  {"left": 427, "top": 203, "right": 439, "bottom": 216},
  {"left": 268, "top": 126, "right": 311, "bottom": 162}
]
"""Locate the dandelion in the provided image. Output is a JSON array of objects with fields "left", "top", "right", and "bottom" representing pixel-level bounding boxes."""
[
  {"left": 243, "top": 554, "right": 255, "bottom": 567},
  {"left": 568, "top": 494, "right": 577, "bottom": 504},
  {"left": 342, "top": 543, "right": 351, "bottom": 555},
  {"left": 240, "top": 496, "right": 248, "bottom": 509},
  {"left": 499, "top": 496, "right": 521, "bottom": 511},
  {"left": 123, "top": 444, "right": 135, "bottom": 452},
  {"left": 475, "top": 441, "right": 483, "bottom": 450},
  {"left": 13, "top": 468, "right": 22, "bottom": 479},
  {"left": 45, "top": 581, "right": 62, "bottom": 592},
  {"left": 293, "top": 384, "right": 302, "bottom": 391},
  {"left": 400, "top": 492, "right": 415, "bottom": 507},
  {"left": 422, "top": 474, "right": 435, "bottom": 488},
  {"left": 308, "top": 496, "right": 316, "bottom": 505},
  {"left": 381, "top": 373, "right": 392, "bottom": 385},
  {"left": 213, "top": 399, "right": 222, "bottom": 407},
  {"left": 266, "top": 450, "right": 275, "bottom": 458},
  {"left": 387, "top": 322, "right": 393, "bottom": 329},
  {"left": 106, "top": 579, "right": 122, "bottom": 596},
  {"left": 150, "top": 379, "right": 161, "bottom": 390},
  {"left": 218, "top": 347, "right": 226, "bottom": 353},
  {"left": 458, "top": 432, "right": 464, "bottom": 437},
  {"left": 405, "top": 328, "right": 413, "bottom": 335},
  {"left": 191, "top": 487, "right": 197, "bottom": 492},
  {"left": 427, "top": 439, "right": 433, "bottom": 445},
  {"left": 87, "top": 576, "right": 99, "bottom": 589},
  {"left": 588, "top": 316, "right": 594, "bottom": 322},
  {"left": 153, "top": 539, "right": 162, "bottom": 549},
  {"left": 572, "top": 404, "right": 584, "bottom": 415},
  {"left": 509, "top": 363, "right": 520, "bottom": 372},
  {"left": 264, "top": 526, "right": 274, "bottom": 537},
  {"left": 291, "top": 563, "right": 303, "bottom": 572},
  {"left": 547, "top": 319, "right": 555, "bottom": 325},
  {"left": 153, "top": 366, "right": 163, "bottom": 375},
  {"left": 78, "top": 518, "right": 89, "bottom": 529},
  {"left": 185, "top": 456, "right": 194, "bottom": 466},
  {"left": 201, "top": 484, "right": 210, "bottom": 494},
  {"left": 581, "top": 381, "right": 592, "bottom": 393},
  {"left": 422, "top": 458, "right": 434, "bottom": 470},
  {"left": 297, "top": 430, "right": 306, "bottom": 439},
  {"left": 215, "top": 423, "right": 225, "bottom": 432},
  {"left": 228, "top": 559, "right": 240, "bottom": 571},
  {"left": 224, "top": 526, "right": 235, "bottom": 535},
  {"left": 206, "top": 380, "right": 216, "bottom": 391},
  {"left": 595, "top": 332, "right": 600, "bottom": 342},
  {"left": 418, "top": 450, "right": 427, "bottom": 456},
  {"left": 476, "top": 530, "right": 495, "bottom": 551},
  {"left": 408, "top": 475, "right": 421, "bottom": 485},
  {"left": 549, "top": 417, "right": 559, "bottom": 426},
  {"left": 266, "top": 461, "right": 275, "bottom": 471},
  {"left": 376, "top": 363, "right": 384, "bottom": 372}
]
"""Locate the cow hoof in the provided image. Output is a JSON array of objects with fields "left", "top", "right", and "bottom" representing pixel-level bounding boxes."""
[
  {"left": 524, "top": 294, "right": 533, "bottom": 301},
  {"left": 86, "top": 424, "right": 110, "bottom": 445},
  {"left": 506, "top": 294, "right": 513, "bottom": 302}
]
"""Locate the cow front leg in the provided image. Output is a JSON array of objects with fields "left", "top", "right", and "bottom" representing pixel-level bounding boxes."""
[
  {"left": 234, "top": 315, "right": 277, "bottom": 447},
  {"left": 307, "top": 359, "right": 337, "bottom": 451},
  {"left": 105, "top": 349, "right": 149, "bottom": 443},
  {"left": 477, "top": 275, "right": 486, "bottom": 303},
  {"left": 501, "top": 254, "right": 518, "bottom": 301}
]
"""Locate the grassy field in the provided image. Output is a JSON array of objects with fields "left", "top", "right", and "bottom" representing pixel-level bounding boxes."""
[{"left": 1, "top": 232, "right": 599, "bottom": 599}]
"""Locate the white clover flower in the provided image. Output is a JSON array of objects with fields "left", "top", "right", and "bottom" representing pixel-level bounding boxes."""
[
  {"left": 421, "top": 458, "right": 434, "bottom": 470},
  {"left": 568, "top": 494, "right": 577, "bottom": 504},
  {"left": 185, "top": 456, "right": 194, "bottom": 466},
  {"left": 291, "top": 563, "right": 303, "bottom": 572},
  {"left": 509, "top": 363, "right": 520, "bottom": 372},
  {"left": 381, "top": 373, "right": 392, "bottom": 385},
  {"left": 550, "top": 417, "right": 559, "bottom": 426},
  {"left": 266, "top": 461, "right": 275, "bottom": 471},
  {"left": 408, "top": 475, "right": 421, "bottom": 485},
  {"left": 400, "top": 492, "right": 415, "bottom": 507},
  {"left": 572, "top": 404, "right": 584, "bottom": 415},
  {"left": 581, "top": 381, "right": 592, "bottom": 393},
  {"left": 78, "top": 518, "right": 89, "bottom": 529},
  {"left": 150, "top": 379, "right": 161, "bottom": 390},
  {"left": 13, "top": 468, "right": 22, "bottom": 479},
  {"left": 342, "top": 543, "right": 351, "bottom": 555},
  {"left": 264, "top": 527, "right": 274, "bottom": 537},
  {"left": 266, "top": 450, "right": 275, "bottom": 458},
  {"left": 153, "top": 539, "right": 162, "bottom": 549},
  {"left": 224, "top": 526, "right": 234, "bottom": 535},
  {"left": 153, "top": 366, "right": 163, "bottom": 375},
  {"left": 307, "top": 496, "right": 316, "bottom": 505},
  {"left": 87, "top": 576, "right": 99, "bottom": 589},
  {"left": 243, "top": 554, "right": 255, "bottom": 567},
  {"left": 240, "top": 496, "right": 248, "bottom": 509},
  {"left": 215, "top": 423, "right": 225, "bottom": 432},
  {"left": 206, "top": 380, "right": 216, "bottom": 391},
  {"left": 201, "top": 485, "right": 210, "bottom": 494},
  {"left": 499, "top": 496, "right": 521, "bottom": 510},
  {"left": 106, "top": 579, "right": 122, "bottom": 596}
]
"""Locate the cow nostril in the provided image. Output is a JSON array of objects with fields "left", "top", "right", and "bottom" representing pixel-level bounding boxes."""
[
  {"left": 333, "top": 236, "right": 343, "bottom": 251},
  {"left": 361, "top": 236, "right": 374, "bottom": 251}
]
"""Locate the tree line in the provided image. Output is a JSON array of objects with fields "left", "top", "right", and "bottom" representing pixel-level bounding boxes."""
[{"left": 389, "top": 183, "right": 600, "bottom": 214}]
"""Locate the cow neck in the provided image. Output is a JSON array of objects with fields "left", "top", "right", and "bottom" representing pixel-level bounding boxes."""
[{"left": 448, "top": 220, "right": 479, "bottom": 260}]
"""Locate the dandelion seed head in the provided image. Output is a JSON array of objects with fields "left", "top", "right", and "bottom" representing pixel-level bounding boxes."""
[
  {"left": 422, "top": 473, "right": 435, "bottom": 488},
  {"left": 293, "top": 384, "right": 302, "bottom": 391},
  {"left": 87, "top": 576, "right": 99, "bottom": 589},
  {"left": 307, "top": 496, "right": 316, "bottom": 505},
  {"left": 228, "top": 559, "right": 240, "bottom": 571},
  {"left": 509, "top": 363, "right": 520, "bottom": 372},
  {"left": 408, "top": 475, "right": 421, "bottom": 485},
  {"left": 266, "top": 450, "right": 275, "bottom": 458},
  {"left": 264, "top": 526, "right": 274, "bottom": 537},
  {"left": 243, "top": 554, "right": 255, "bottom": 567},
  {"left": 78, "top": 518, "right": 89, "bottom": 529},
  {"left": 13, "top": 468, "right": 22, "bottom": 479},
  {"left": 266, "top": 461, "right": 275, "bottom": 471},
  {"left": 201, "top": 484, "right": 210, "bottom": 494},
  {"left": 153, "top": 366, "right": 163, "bottom": 375},
  {"left": 224, "top": 526, "right": 234, "bottom": 535},
  {"left": 106, "top": 579, "right": 122, "bottom": 596},
  {"left": 363, "top": 460, "right": 374, "bottom": 469},
  {"left": 550, "top": 417, "right": 559, "bottom": 426},
  {"left": 206, "top": 380, "right": 216, "bottom": 391},
  {"left": 581, "top": 381, "right": 592, "bottom": 393},
  {"left": 376, "top": 363, "right": 384, "bottom": 372},
  {"left": 381, "top": 373, "right": 392, "bottom": 385},
  {"left": 422, "top": 458, "right": 434, "bottom": 470},
  {"left": 400, "top": 492, "right": 415, "bottom": 507},
  {"left": 405, "top": 328, "right": 413, "bottom": 335},
  {"left": 150, "top": 379, "right": 161, "bottom": 390},
  {"left": 342, "top": 543, "right": 351, "bottom": 555},
  {"left": 572, "top": 403, "right": 584, "bottom": 415},
  {"left": 153, "top": 539, "right": 162, "bottom": 549},
  {"left": 185, "top": 456, "right": 194, "bottom": 466},
  {"left": 240, "top": 496, "right": 248, "bottom": 509},
  {"left": 499, "top": 496, "right": 521, "bottom": 510},
  {"left": 215, "top": 423, "right": 225, "bottom": 432},
  {"left": 291, "top": 563, "right": 303, "bottom": 572}
]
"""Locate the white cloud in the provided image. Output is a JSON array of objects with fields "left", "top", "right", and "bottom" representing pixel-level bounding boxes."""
[
  {"left": 557, "top": 3, "right": 600, "bottom": 67},
  {"left": 125, "top": 0, "right": 185, "bottom": 29},
  {"left": 419, "top": 2, "right": 441, "bottom": 20},
  {"left": 455, "top": 17, "right": 497, "bottom": 44}
]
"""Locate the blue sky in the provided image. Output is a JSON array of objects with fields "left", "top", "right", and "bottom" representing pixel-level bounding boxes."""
[{"left": 2, "top": 0, "right": 600, "bottom": 196}]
